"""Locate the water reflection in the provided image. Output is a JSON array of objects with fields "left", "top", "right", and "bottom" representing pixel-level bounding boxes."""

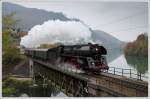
[
  {"left": 124, "top": 55, "right": 148, "bottom": 74},
  {"left": 106, "top": 50, "right": 148, "bottom": 81},
  {"left": 106, "top": 49, "right": 123, "bottom": 63},
  {"left": 107, "top": 49, "right": 148, "bottom": 75}
]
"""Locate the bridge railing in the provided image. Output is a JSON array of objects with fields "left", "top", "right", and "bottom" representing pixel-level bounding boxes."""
[
  {"left": 58, "top": 64, "right": 148, "bottom": 81},
  {"left": 105, "top": 67, "right": 148, "bottom": 81},
  {"left": 45, "top": 61, "right": 148, "bottom": 81}
]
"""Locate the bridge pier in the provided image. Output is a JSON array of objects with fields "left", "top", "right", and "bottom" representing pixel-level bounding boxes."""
[
  {"left": 29, "top": 58, "right": 33, "bottom": 77},
  {"left": 29, "top": 58, "right": 36, "bottom": 85}
]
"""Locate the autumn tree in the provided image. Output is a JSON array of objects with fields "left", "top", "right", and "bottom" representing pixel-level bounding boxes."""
[
  {"left": 2, "top": 12, "right": 21, "bottom": 66},
  {"left": 124, "top": 33, "right": 148, "bottom": 57}
]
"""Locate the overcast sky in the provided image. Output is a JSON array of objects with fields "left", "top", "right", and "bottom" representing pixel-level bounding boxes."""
[{"left": 8, "top": 1, "right": 148, "bottom": 42}]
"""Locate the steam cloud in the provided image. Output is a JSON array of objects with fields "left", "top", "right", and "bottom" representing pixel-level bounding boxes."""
[{"left": 20, "top": 20, "right": 93, "bottom": 48}]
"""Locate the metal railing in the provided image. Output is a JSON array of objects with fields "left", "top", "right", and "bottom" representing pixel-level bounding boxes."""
[
  {"left": 104, "top": 67, "right": 148, "bottom": 81},
  {"left": 41, "top": 60, "right": 148, "bottom": 81},
  {"left": 56, "top": 64, "right": 148, "bottom": 81}
]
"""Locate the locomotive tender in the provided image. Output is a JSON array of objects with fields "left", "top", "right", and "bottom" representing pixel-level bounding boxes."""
[{"left": 25, "top": 43, "right": 109, "bottom": 73}]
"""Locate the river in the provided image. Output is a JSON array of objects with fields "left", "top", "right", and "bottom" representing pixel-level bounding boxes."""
[{"left": 107, "top": 49, "right": 148, "bottom": 80}]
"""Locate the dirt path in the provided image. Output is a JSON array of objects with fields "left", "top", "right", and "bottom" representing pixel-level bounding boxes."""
[
  {"left": 10, "top": 75, "right": 32, "bottom": 81},
  {"left": 12, "top": 60, "right": 30, "bottom": 77},
  {"left": 3, "top": 59, "right": 30, "bottom": 80}
]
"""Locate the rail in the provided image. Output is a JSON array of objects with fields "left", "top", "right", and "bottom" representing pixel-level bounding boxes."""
[{"left": 104, "top": 67, "right": 148, "bottom": 81}]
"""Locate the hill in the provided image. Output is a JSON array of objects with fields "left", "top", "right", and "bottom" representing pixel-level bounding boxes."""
[
  {"left": 91, "top": 30, "right": 125, "bottom": 49},
  {"left": 3, "top": 2, "right": 124, "bottom": 49}
]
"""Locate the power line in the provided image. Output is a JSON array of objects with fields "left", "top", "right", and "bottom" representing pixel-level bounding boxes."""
[
  {"left": 109, "top": 25, "right": 147, "bottom": 33},
  {"left": 99, "top": 11, "right": 146, "bottom": 27}
]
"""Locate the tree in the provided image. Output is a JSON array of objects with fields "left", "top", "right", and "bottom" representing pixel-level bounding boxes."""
[
  {"left": 2, "top": 12, "right": 18, "bottom": 30},
  {"left": 2, "top": 12, "right": 17, "bottom": 50},
  {"left": 2, "top": 12, "right": 22, "bottom": 66},
  {"left": 124, "top": 33, "right": 148, "bottom": 57}
]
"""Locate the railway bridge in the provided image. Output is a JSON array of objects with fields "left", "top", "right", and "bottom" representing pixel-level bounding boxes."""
[{"left": 28, "top": 57, "right": 148, "bottom": 97}]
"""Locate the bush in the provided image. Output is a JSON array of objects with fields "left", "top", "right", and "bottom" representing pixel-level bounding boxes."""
[
  {"left": 2, "top": 77, "right": 32, "bottom": 97},
  {"left": 2, "top": 46, "right": 22, "bottom": 66},
  {"left": 2, "top": 87, "right": 17, "bottom": 97}
]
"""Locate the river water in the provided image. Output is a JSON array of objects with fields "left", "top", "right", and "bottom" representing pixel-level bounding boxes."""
[{"left": 107, "top": 49, "right": 148, "bottom": 80}]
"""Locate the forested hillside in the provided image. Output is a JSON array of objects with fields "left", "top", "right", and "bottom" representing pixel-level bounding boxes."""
[{"left": 124, "top": 33, "right": 148, "bottom": 57}]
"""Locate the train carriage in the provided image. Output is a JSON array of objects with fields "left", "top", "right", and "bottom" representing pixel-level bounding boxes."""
[{"left": 34, "top": 49, "right": 48, "bottom": 60}]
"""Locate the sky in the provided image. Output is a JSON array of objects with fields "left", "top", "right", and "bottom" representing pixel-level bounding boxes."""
[{"left": 7, "top": 1, "right": 148, "bottom": 42}]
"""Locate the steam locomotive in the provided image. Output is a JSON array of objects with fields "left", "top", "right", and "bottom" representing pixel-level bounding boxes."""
[{"left": 25, "top": 43, "right": 109, "bottom": 73}]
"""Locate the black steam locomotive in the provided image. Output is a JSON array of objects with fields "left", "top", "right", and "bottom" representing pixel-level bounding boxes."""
[{"left": 25, "top": 43, "right": 109, "bottom": 73}]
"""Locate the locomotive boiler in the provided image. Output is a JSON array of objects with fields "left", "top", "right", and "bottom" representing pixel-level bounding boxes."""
[{"left": 25, "top": 43, "right": 109, "bottom": 73}]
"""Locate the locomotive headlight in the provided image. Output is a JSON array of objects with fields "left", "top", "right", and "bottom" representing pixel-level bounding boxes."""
[
  {"left": 91, "top": 62, "right": 95, "bottom": 65},
  {"left": 96, "top": 48, "right": 98, "bottom": 51}
]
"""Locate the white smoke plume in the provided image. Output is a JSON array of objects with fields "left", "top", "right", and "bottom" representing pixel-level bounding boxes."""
[{"left": 20, "top": 20, "right": 94, "bottom": 48}]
